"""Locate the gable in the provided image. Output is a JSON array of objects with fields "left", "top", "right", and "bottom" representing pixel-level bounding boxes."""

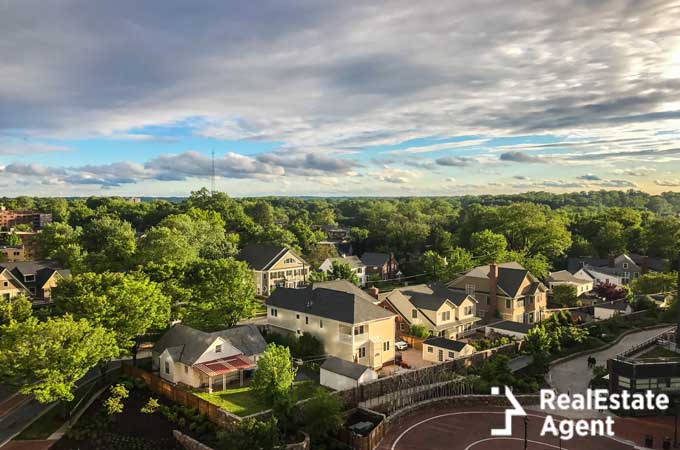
[
  {"left": 269, "top": 249, "right": 306, "bottom": 270},
  {"left": 194, "top": 337, "right": 242, "bottom": 364}
]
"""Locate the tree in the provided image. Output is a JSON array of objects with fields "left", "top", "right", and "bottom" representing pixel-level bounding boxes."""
[
  {"left": 593, "top": 281, "right": 627, "bottom": 302},
  {"left": 470, "top": 230, "right": 507, "bottom": 264},
  {"left": 182, "top": 258, "right": 257, "bottom": 329},
  {"left": 219, "top": 418, "right": 281, "bottom": 450},
  {"left": 251, "top": 344, "right": 296, "bottom": 406},
  {"left": 419, "top": 250, "right": 451, "bottom": 281},
  {"left": 594, "top": 221, "right": 627, "bottom": 257},
  {"left": 136, "top": 226, "right": 197, "bottom": 266},
  {"left": 630, "top": 272, "right": 677, "bottom": 295},
  {"left": 82, "top": 216, "right": 137, "bottom": 272},
  {"left": 0, "top": 294, "right": 32, "bottom": 325},
  {"left": 447, "top": 247, "right": 475, "bottom": 273},
  {"left": 296, "top": 332, "right": 324, "bottom": 358},
  {"left": 525, "top": 325, "right": 553, "bottom": 366},
  {"left": 0, "top": 315, "right": 118, "bottom": 403},
  {"left": 4, "top": 232, "right": 22, "bottom": 247},
  {"left": 552, "top": 285, "right": 578, "bottom": 307},
  {"left": 35, "top": 222, "right": 86, "bottom": 271},
  {"left": 53, "top": 272, "right": 170, "bottom": 363},
  {"left": 642, "top": 217, "right": 680, "bottom": 259},
  {"left": 301, "top": 389, "right": 344, "bottom": 444},
  {"left": 304, "top": 244, "right": 339, "bottom": 269},
  {"left": 409, "top": 324, "right": 429, "bottom": 338},
  {"left": 327, "top": 261, "right": 360, "bottom": 285}
]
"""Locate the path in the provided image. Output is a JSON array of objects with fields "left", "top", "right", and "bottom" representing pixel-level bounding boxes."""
[{"left": 549, "top": 326, "right": 673, "bottom": 396}]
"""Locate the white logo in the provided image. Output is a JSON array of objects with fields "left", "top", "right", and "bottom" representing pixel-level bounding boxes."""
[{"left": 490, "top": 386, "right": 527, "bottom": 436}]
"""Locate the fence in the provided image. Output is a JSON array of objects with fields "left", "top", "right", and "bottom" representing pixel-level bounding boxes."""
[
  {"left": 361, "top": 379, "right": 474, "bottom": 415},
  {"left": 398, "top": 334, "right": 425, "bottom": 350},
  {"left": 337, "top": 408, "right": 386, "bottom": 450}
]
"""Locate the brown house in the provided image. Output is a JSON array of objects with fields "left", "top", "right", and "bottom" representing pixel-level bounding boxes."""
[
  {"left": 360, "top": 252, "right": 400, "bottom": 280},
  {"left": 0, "top": 208, "right": 52, "bottom": 231},
  {"left": 448, "top": 262, "right": 547, "bottom": 324},
  {"left": 0, "top": 260, "right": 70, "bottom": 305}
]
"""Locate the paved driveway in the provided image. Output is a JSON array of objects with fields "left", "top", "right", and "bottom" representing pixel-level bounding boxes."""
[{"left": 548, "top": 326, "right": 673, "bottom": 396}]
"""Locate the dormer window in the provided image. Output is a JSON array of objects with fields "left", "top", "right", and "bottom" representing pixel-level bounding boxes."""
[
  {"left": 24, "top": 274, "right": 35, "bottom": 282},
  {"left": 465, "top": 284, "right": 475, "bottom": 295},
  {"left": 215, "top": 344, "right": 222, "bottom": 353}
]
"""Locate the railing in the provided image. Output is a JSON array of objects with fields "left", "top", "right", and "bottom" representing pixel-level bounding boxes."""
[{"left": 615, "top": 327, "right": 676, "bottom": 362}]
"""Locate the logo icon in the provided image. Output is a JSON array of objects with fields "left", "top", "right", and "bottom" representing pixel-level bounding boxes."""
[{"left": 491, "top": 386, "right": 527, "bottom": 436}]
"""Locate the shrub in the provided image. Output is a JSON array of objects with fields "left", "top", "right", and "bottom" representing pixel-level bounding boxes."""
[
  {"left": 140, "top": 397, "right": 160, "bottom": 414},
  {"left": 300, "top": 389, "right": 344, "bottom": 445},
  {"left": 409, "top": 324, "right": 429, "bottom": 338}
]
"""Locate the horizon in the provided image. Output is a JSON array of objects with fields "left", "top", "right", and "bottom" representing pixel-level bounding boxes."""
[{"left": 2, "top": 1, "right": 680, "bottom": 196}]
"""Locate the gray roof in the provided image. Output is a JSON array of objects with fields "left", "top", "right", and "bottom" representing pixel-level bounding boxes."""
[
  {"left": 266, "top": 280, "right": 394, "bottom": 324},
  {"left": 237, "top": 244, "right": 306, "bottom": 271},
  {"left": 423, "top": 337, "right": 470, "bottom": 352},
  {"left": 487, "top": 320, "right": 534, "bottom": 335},
  {"left": 360, "top": 252, "right": 390, "bottom": 267},
  {"left": 321, "top": 357, "right": 372, "bottom": 380},
  {"left": 322, "top": 255, "right": 365, "bottom": 270},
  {"left": 462, "top": 262, "right": 538, "bottom": 298},
  {"left": 396, "top": 282, "right": 471, "bottom": 309},
  {"left": 0, "top": 260, "right": 70, "bottom": 288},
  {"left": 568, "top": 254, "right": 667, "bottom": 273},
  {"left": 153, "top": 323, "right": 266, "bottom": 365},
  {"left": 548, "top": 270, "right": 592, "bottom": 285},
  {"left": 595, "top": 301, "right": 631, "bottom": 311}
]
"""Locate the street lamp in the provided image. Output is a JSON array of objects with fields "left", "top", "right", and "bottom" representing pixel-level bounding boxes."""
[{"left": 524, "top": 415, "right": 529, "bottom": 450}]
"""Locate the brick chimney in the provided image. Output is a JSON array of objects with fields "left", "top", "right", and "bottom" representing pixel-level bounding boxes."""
[
  {"left": 641, "top": 256, "right": 649, "bottom": 275},
  {"left": 488, "top": 263, "right": 499, "bottom": 317},
  {"left": 367, "top": 286, "right": 380, "bottom": 300}
]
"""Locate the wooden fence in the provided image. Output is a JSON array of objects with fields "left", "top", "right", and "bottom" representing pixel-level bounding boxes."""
[
  {"left": 398, "top": 334, "right": 426, "bottom": 351},
  {"left": 337, "top": 408, "right": 386, "bottom": 450}
]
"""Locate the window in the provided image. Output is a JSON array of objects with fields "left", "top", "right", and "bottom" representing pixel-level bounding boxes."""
[
  {"left": 427, "top": 346, "right": 433, "bottom": 353},
  {"left": 305, "top": 316, "right": 309, "bottom": 325},
  {"left": 622, "top": 263, "right": 629, "bottom": 269},
  {"left": 2, "top": 281, "right": 8, "bottom": 287},
  {"left": 164, "top": 361, "right": 170, "bottom": 374},
  {"left": 320, "top": 320, "right": 323, "bottom": 329},
  {"left": 505, "top": 299, "right": 512, "bottom": 309},
  {"left": 357, "top": 268, "right": 362, "bottom": 273},
  {"left": 354, "top": 325, "right": 365, "bottom": 335},
  {"left": 215, "top": 344, "right": 222, "bottom": 353},
  {"left": 411, "top": 309, "right": 418, "bottom": 319},
  {"left": 284, "top": 257, "right": 295, "bottom": 264},
  {"left": 296, "top": 329, "right": 301, "bottom": 335},
  {"left": 24, "top": 274, "right": 35, "bottom": 282},
  {"left": 383, "top": 341, "right": 390, "bottom": 351},
  {"left": 441, "top": 311, "right": 450, "bottom": 321},
  {"left": 296, "top": 314, "right": 300, "bottom": 319},
  {"left": 270, "top": 308, "right": 278, "bottom": 317},
  {"left": 464, "top": 306, "right": 473, "bottom": 315},
  {"left": 448, "top": 351, "right": 455, "bottom": 358},
  {"left": 358, "top": 347, "right": 366, "bottom": 358},
  {"left": 465, "top": 284, "right": 476, "bottom": 295}
]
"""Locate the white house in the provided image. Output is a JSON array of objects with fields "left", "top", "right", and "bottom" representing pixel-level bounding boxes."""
[
  {"left": 152, "top": 324, "right": 266, "bottom": 392},
  {"left": 318, "top": 255, "right": 367, "bottom": 287},
  {"left": 572, "top": 266, "right": 623, "bottom": 287},
  {"left": 594, "top": 302, "right": 634, "bottom": 320},
  {"left": 320, "top": 357, "right": 378, "bottom": 391},
  {"left": 547, "top": 270, "right": 593, "bottom": 297},
  {"left": 422, "top": 337, "right": 475, "bottom": 363}
]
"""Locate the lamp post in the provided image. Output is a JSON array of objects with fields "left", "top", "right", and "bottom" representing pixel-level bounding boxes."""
[{"left": 524, "top": 415, "right": 529, "bottom": 450}]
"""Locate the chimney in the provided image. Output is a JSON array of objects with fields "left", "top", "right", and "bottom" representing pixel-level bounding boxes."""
[
  {"left": 608, "top": 255, "right": 616, "bottom": 268},
  {"left": 488, "top": 263, "right": 499, "bottom": 317},
  {"left": 641, "top": 256, "right": 649, "bottom": 275},
  {"left": 368, "top": 286, "right": 379, "bottom": 300}
]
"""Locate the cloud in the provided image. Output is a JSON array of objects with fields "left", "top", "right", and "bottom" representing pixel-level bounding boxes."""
[
  {"left": 499, "top": 152, "right": 546, "bottom": 163},
  {"left": 435, "top": 156, "right": 472, "bottom": 167},
  {"left": 578, "top": 174, "right": 601, "bottom": 181},
  {"left": 655, "top": 180, "right": 680, "bottom": 187}
]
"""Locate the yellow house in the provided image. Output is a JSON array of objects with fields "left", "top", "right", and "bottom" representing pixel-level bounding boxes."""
[
  {"left": 237, "top": 244, "right": 309, "bottom": 296},
  {"left": 0, "top": 246, "right": 26, "bottom": 263},
  {"left": 0, "top": 261, "right": 70, "bottom": 304},
  {"left": 382, "top": 283, "right": 480, "bottom": 339},
  {"left": 266, "top": 280, "right": 396, "bottom": 369},
  {"left": 422, "top": 336, "right": 475, "bottom": 363},
  {"left": 448, "top": 262, "right": 547, "bottom": 324}
]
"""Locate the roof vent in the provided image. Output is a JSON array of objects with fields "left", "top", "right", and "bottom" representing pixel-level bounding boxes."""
[{"left": 306, "top": 300, "right": 313, "bottom": 309}]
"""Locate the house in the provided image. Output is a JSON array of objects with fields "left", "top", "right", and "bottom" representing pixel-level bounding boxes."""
[
  {"left": 0, "top": 231, "right": 39, "bottom": 259},
  {"left": 594, "top": 302, "right": 634, "bottom": 320},
  {"left": 0, "top": 208, "right": 52, "bottom": 231},
  {"left": 422, "top": 337, "right": 475, "bottom": 363},
  {"left": 647, "top": 293, "right": 674, "bottom": 309},
  {"left": 320, "top": 357, "right": 378, "bottom": 391},
  {"left": 152, "top": 323, "right": 266, "bottom": 392},
  {"left": 485, "top": 320, "right": 535, "bottom": 339},
  {"left": 318, "top": 255, "right": 367, "bottom": 286},
  {"left": 0, "top": 245, "right": 26, "bottom": 263},
  {"left": 382, "top": 282, "right": 480, "bottom": 339},
  {"left": 265, "top": 280, "right": 396, "bottom": 369},
  {"left": 448, "top": 262, "right": 548, "bottom": 324},
  {"left": 0, "top": 261, "right": 70, "bottom": 304},
  {"left": 547, "top": 270, "right": 593, "bottom": 296},
  {"left": 237, "top": 244, "right": 309, "bottom": 296},
  {"left": 572, "top": 266, "right": 623, "bottom": 287},
  {"left": 360, "top": 252, "right": 400, "bottom": 280},
  {"left": 568, "top": 254, "right": 667, "bottom": 285}
]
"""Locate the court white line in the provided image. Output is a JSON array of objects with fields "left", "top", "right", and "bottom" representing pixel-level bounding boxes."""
[{"left": 464, "top": 437, "right": 567, "bottom": 450}]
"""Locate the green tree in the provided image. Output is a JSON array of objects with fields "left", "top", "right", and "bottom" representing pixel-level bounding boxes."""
[
  {"left": 470, "top": 230, "right": 507, "bottom": 264},
  {"left": 35, "top": 222, "right": 86, "bottom": 270},
  {"left": 525, "top": 325, "right": 553, "bottom": 366},
  {"left": 219, "top": 418, "right": 280, "bottom": 450},
  {"left": 183, "top": 258, "right": 257, "bottom": 329},
  {"left": 642, "top": 217, "right": 680, "bottom": 259},
  {"left": 419, "top": 250, "right": 451, "bottom": 281},
  {"left": 0, "top": 294, "right": 32, "bottom": 325},
  {"left": 83, "top": 216, "right": 137, "bottom": 272},
  {"left": 327, "top": 261, "right": 360, "bottom": 285},
  {"left": 552, "top": 285, "right": 578, "bottom": 307},
  {"left": 409, "top": 324, "right": 429, "bottom": 338},
  {"left": 251, "top": 344, "right": 296, "bottom": 406},
  {"left": 301, "top": 389, "right": 344, "bottom": 444},
  {"left": 137, "top": 226, "right": 197, "bottom": 266},
  {"left": 4, "top": 232, "right": 22, "bottom": 247},
  {"left": 0, "top": 315, "right": 118, "bottom": 403},
  {"left": 447, "top": 247, "right": 475, "bottom": 273},
  {"left": 53, "top": 272, "right": 170, "bottom": 363},
  {"left": 630, "top": 272, "right": 678, "bottom": 295}
]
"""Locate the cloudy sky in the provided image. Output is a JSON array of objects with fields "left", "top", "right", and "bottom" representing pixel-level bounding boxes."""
[{"left": 2, "top": 0, "right": 680, "bottom": 197}]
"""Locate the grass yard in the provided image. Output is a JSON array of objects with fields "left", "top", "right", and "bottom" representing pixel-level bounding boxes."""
[
  {"left": 638, "top": 346, "right": 680, "bottom": 360},
  {"left": 195, "top": 381, "right": 319, "bottom": 417}
]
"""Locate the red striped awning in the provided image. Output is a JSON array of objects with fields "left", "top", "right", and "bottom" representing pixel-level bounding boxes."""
[{"left": 193, "top": 354, "right": 256, "bottom": 377}]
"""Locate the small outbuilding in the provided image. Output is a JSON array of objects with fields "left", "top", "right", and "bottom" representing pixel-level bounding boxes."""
[
  {"left": 594, "top": 302, "right": 633, "bottom": 320},
  {"left": 485, "top": 320, "right": 534, "bottom": 339},
  {"left": 320, "top": 357, "right": 378, "bottom": 391},
  {"left": 422, "top": 336, "right": 475, "bottom": 363}
]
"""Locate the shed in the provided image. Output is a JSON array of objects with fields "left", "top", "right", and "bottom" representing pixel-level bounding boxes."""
[{"left": 320, "top": 357, "right": 378, "bottom": 391}]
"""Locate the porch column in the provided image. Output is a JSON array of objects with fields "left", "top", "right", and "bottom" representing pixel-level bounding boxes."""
[
  {"left": 222, "top": 373, "right": 226, "bottom": 391},
  {"left": 239, "top": 369, "right": 244, "bottom": 387},
  {"left": 208, "top": 376, "right": 213, "bottom": 394}
]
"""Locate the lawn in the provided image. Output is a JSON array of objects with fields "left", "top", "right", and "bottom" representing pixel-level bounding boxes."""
[
  {"left": 195, "top": 381, "right": 319, "bottom": 417},
  {"left": 638, "top": 346, "right": 680, "bottom": 360}
]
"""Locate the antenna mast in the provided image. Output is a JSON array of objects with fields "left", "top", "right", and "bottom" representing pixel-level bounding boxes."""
[{"left": 211, "top": 150, "right": 216, "bottom": 196}]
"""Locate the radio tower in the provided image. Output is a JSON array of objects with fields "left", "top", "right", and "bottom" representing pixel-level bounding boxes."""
[{"left": 211, "top": 150, "right": 216, "bottom": 196}]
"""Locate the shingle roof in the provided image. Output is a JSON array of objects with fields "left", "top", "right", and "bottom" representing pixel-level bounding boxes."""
[
  {"left": 321, "top": 357, "right": 372, "bottom": 380},
  {"left": 360, "top": 252, "right": 390, "bottom": 267},
  {"left": 595, "top": 302, "right": 631, "bottom": 311},
  {"left": 153, "top": 323, "right": 266, "bottom": 365},
  {"left": 568, "top": 254, "right": 667, "bottom": 273},
  {"left": 423, "top": 337, "right": 470, "bottom": 352},
  {"left": 487, "top": 320, "right": 534, "bottom": 335},
  {"left": 395, "top": 282, "right": 472, "bottom": 310},
  {"left": 237, "top": 244, "right": 306, "bottom": 271},
  {"left": 322, "top": 255, "right": 365, "bottom": 270},
  {"left": 0, "top": 260, "right": 70, "bottom": 288},
  {"left": 548, "top": 270, "right": 592, "bottom": 285},
  {"left": 266, "top": 280, "right": 394, "bottom": 324}
]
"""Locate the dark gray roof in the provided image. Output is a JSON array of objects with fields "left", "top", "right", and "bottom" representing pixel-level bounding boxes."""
[
  {"left": 398, "top": 282, "right": 471, "bottom": 310},
  {"left": 153, "top": 323, "right": 266, "bottom": 365},
  {"left": 487, "top": 320, "right": 534, "bottom": 334},
  {"left": 423, "top": 337, "right": 470, "bottom": 352},
  {"left": 0, "top": 260, "right": 70, "bottom": 288},
  {"left": 568, "top": 254, "right": 667, "bottom": 273},
  {"left": 496, "top": 268, "right": 530, "bottom": 298},
  {"left": 629, "top": 254, "right": 667, "bottom": 272},
  {"left": 237, "top": 244, "right": 304, "bottom": 271},
  {"left": 321, "top": 357, "right": 372, "bottom": 380},
  {"left": 595, "top": 301, "right": 631, "bottom": 311},
  {"left": 360, "top": 252, "right": 390, "bottom": 267},
  {"left": 266, "top": 280, "right": 394, "bottom": 324}
]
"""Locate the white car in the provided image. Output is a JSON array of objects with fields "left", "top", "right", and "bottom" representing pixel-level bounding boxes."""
[{"left": 395, "top": 340, "right": 408, "bottom": 351}]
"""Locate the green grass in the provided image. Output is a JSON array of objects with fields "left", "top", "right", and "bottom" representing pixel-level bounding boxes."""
[
  {"left": 638, "top": 346, "right": 680, "bottom": 360},
  {"left": 195, "top": 381, "right": 318, "bottom": 417}
]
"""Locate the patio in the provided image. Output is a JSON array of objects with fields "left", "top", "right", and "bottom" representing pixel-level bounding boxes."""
[{"left": 194, "top": 355, "right": 256, "bottom": 393}]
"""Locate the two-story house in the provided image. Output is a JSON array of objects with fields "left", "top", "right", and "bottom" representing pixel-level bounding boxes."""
[
  {"left": 265, "top": 280, "right": 396, "bottom": 369},
  {"left": 360, "top": 252, "right": 400, "bottom": 280},
  {"left": 318, "top": 255, "right": 367, "bottom": 286},
  {"left": 237, "top": 244, "right": 309, "bottom": 296},
  {"left": 568, "top": 253, "right": 666, "bottom": 285},
  {"left": 152, "top": 323, "right": 266, "bottom": 393},
  {"left": 381, "top": 282, "right": 480, "bottom": 339},
  {"left": 0, "top": 260, "right": 70, "bottom": 304},
  {"left": 448, "top": 262, "right": 547, "bottom": 324},
  {"left": 547, "top": 270, "right": 593, "bottom": 296}
]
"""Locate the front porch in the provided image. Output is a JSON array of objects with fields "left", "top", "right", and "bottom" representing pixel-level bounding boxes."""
[{"left": 194, "top": 354, "right": 257, "bottom": 394}]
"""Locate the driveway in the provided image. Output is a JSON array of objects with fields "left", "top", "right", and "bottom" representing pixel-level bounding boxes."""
[{"left": 548, "top": 326, "right": 673, "bottom": 396}]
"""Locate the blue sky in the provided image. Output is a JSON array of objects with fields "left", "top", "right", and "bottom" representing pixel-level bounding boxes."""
[{"left": 1, "top": 1, "right": 680, "bottom": 196}]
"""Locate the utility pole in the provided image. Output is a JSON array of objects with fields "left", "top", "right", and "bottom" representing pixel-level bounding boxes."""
[{"left": 211, "top": 150, "right": 216, "bottom": 196}]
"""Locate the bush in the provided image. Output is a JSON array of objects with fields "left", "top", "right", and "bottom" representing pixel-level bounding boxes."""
[
  {"left": 409, "top": 324, "right": 429, "bottom": 338},
  {"left": 217, "top": 418, "right": 280, "bottom": 450},
  {"left": 300, "top": 389, "right": 344, "bottom": 445},
  {"left": 140, "top": 397, "right": 160, "bottom": 414}
]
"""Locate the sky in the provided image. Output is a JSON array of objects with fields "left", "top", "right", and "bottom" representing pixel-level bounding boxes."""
[{"left": 1, "top": 0, "right": 680, "bottom": 197}]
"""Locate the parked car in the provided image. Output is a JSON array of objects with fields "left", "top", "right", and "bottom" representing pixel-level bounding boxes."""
[{"left": 395, "top": 340, "right": 408, "bottom": 351}]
